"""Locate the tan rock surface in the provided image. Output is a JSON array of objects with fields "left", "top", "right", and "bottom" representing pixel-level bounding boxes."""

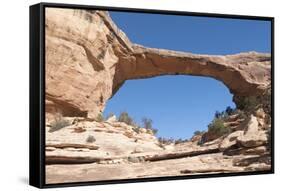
[
  {"left": 46, "top": 118, "right": 161, "bottom": 163},
  {"left": 219, "top": 131, "right": 244, "bottom": 151},
  {"left": 46, "top": 152, "right": 266, "bottom": 184},
  {"left": 237, "top": 115, "right": 268, "bottom": 147},
  {"left": 45, "top": 8, "right": 272, "bottom": 184},
  {"left": 46, "top": 114, "right": 271, "bottom": 183},
  {"left": 46, "top": 8, "right": 271, "bottom": 118}
]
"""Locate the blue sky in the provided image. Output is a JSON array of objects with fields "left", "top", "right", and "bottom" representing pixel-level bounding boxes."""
[{"left": 103, "top": 11, "right": 271, "bottom": 139}]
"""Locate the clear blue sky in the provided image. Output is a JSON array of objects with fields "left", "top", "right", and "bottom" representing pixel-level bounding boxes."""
[{"left": 103, "top": 11, "right": 271, "bottom": 139}]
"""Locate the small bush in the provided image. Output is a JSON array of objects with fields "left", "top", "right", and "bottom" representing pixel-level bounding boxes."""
[
  {"left": 118, "top": 112, "right": 134, "bottom": 126},
  {"left": 237, "top": 96, "right": 259, "bottom": 111},
  {"left": 193, "top": 130, "right": 203, "bottom": 136},
  {"left": 142, "top": 118, "right": 152, "bottom": 129},
  {"left": 174, "top": 138, "right": 188, "bottom": 144},
  {"left": 225, "top": 106, "right": 234, "bottom": 116},
  {"left": 96, "top": 113, "right": 104, "bottom": 122},
  {"left": 208, "top": 118, "right": 230, "bottom": 137},
  {"left": 142, "top": 117, "right": 158, "bottom": 135},
  {"left": 214, "top": 106, "right": 237, "bottom": 120},
  {"left": 49, "top": 114, "right": 71, "bottom": 132},
  {"left": 86, "top": 135, "right": 96, "bottom": 143},
  {"left": 215, "top": 111, "right": 223, "bottom": 119},
  {"left": 158, "top": 137, "right": 174, "bottom": 145}
]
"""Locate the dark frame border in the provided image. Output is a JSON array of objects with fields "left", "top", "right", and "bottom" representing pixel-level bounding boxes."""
[{"left": 29, "top": 2, "right": 274, "bottom": 189}]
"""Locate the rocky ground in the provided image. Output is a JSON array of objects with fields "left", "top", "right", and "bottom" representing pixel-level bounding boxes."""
[{"left": 46, "top": 111, "right": 271, "bottom": 184}]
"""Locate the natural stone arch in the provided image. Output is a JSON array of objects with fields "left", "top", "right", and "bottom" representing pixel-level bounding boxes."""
[{"left": 45, "top": 8, "right": 271, "bottom": 119}]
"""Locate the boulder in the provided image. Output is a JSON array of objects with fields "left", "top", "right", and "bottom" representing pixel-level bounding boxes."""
[
  {"left": 255, "top": 108, "right": 266, "bottom": 119},
  {"left": 146, "top": 129, "right": 154, "bottom": 135},
  {"left": 237, "top": 131, "right": 268, "bottom": 148},
  {"left": 237, "top": 115, "right": 268, "bottom": 147},
  {"left": 219, "top": 131, "right": 244, "bottom": 151},
  {"left": 106, "top": 115, "right": 117, "bottom": 123},
  {"left": 190, "top": 134, "right": 202, "bottom": 142},
  {"left": 139, "top": 128, "right": 147, "bottom": 134}
]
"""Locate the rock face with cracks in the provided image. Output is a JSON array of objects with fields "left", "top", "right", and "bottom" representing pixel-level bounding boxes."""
[{"left": 45, "top": 8, "right": 271, "bottom": 119}]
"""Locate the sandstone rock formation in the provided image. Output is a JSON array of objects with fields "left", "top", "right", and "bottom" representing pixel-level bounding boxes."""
[
  {"left": 46, "top": 114, "right": 271, "bottom": 184},
  {"left": 45, "top": 8, "right": 272, "bottom": 184},
  {"left": 46, "top": 118, "right": 161, "bottom": 165},
  {"left": 45, "top": 8, "right": 271, "bottom": 119}
]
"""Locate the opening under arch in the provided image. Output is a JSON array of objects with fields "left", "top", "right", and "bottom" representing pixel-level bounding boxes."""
[{"left": 103, "top": 75, "right": 236, "bottom": 140}]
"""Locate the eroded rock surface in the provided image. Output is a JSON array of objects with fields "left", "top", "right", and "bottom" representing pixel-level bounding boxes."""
[
  {"left": 46, "top": 8, "right": 271, "bottom": 119},
  {"left": 45, "top": 8, "right": 272, "bottom": 184},
  {"left": 46, "top": 113, "right": 271, "bottom": 184}
]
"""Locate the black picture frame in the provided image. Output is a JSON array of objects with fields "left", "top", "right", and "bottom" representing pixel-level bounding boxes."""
[{"left": 30, "top": 2, "right": 275, "bottom": 188}]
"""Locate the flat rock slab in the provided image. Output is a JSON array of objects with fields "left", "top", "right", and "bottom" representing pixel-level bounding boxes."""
[
  {"left": 46, "top": 153, "right": 246, "bottom": 184},
  {"left": 46, "top": 143, "right": 99, "bottom": 150}
]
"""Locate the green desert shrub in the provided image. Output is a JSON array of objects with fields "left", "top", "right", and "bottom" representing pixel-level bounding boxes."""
[
  {"left": 225, "top": 106, "right": 235, "bottom": 116},
  {"left": 142, "top": 117, "right": 152, "bottom": 129},
  {"left": 86, "top": 135, "right": 96, "bottom": 143},
  {"left": 207, "top": 118, "right": 230, "bottom": 137},
  {"left": 158, "top": 137, "right": 174, "bottom": 144},
  {"left": 49, "top": 114, "right": 71, "bottom": 133},
  {"left": 199, "top": 108, "right": 238, "bottom": 144},
  {"left": 158, "top": 137, "right": 188, "bottom": 145},
  {"left": 237, "top": 96, "right": 259, "bottom": 111},
  {"left": 142, "top": 117, "right": 158, "bottom": 135},
  {"left": 214, "top": 111, "right": 223, "bottom": 119},
  {"left": 174, "top": 138, "right": 189, "bottom": 144},
  {"left": 118, "top": 112, "right": 134, "bottom": 126},
  {"left": 95, "top": 113, "right": 104, "bottom": 122},
  {"left": 214, "top": 106, "right": 238, "bottom": 120},
  {"left": 193, "top": 130, "right": 204, "bottom": 136}
]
